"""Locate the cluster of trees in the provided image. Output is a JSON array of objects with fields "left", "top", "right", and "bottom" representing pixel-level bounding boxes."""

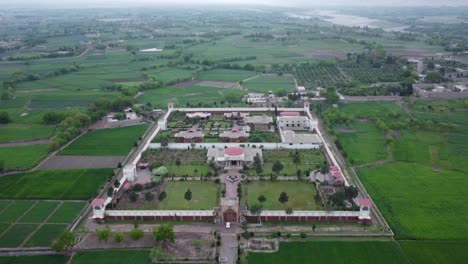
[
  {"left": 329, "top": 186, "right": 359, "bottom": 208},
  {"left": 48, "top": 112, "right": 91, "bottom": 150},
  {"left": 3, "top": 64, "right": 81, "bottom": 88},
  {"left": 0, "top": 111, "right": 11, "bottom": 124}
]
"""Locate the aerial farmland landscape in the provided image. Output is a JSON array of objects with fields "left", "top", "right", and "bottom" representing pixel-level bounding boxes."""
[{"left": 0, "top": 0, "right": 468, "bottom": 263}]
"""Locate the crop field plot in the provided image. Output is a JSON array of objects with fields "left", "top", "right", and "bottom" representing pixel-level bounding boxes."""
[
  {"left": 0, "top": 201, "right": 36, "bottom": 222},
  {"left": 60, "top": 124, "right": 148, "bottom": 156},
  {"left": 340, "top": 64, "right": 405, "bottom": 84},
  {"left": 241, "top": 181, "right": 321, "bottom": 210},
  {"left": 0, "top": 123, "right": 54, "bottom": 142},
  {"left": 146, "top": 67, "right": 193, "bottom": 84},
  {"left": 72, "top": 250, "right": 150, "bottom": 264},
  {"left": 293, "top": 63, "right": 349, "bottom": 88},
  {"left": 0, "top": 224, "right": 39, "bottom": 248},
  {"left": 47, "top": 202, "right": 87, "bottom": 223},
  {"left": 25, "top": 224, "right": 68, "bottom": 247},
  {"left": 196, "top": 69, "right": 256, "bottom": 82},
  {"left": 0, "top": 144, "right": 50, "bottom": 170},
  {"left": 0, "top": 255, "right": 70, "bottom": 264},
  {"left": 399, "top": 241, "right": 468, "bottom": 264},
  {"left": 0, "top": 169, "right": 112, "bottom": 200},
  {"left": 339, "top": 101, "right": 406, "bottom": 118},
  {"left": 248, "top": 240, "right": 409, "bottom": 264},
  {"left": 358, "top": 162, "right": 468, "bottom": 240},
  {"left": 18, "top": 201, "right": 60, "bottom": 223},
  {"left": 243, "top": 76, "right": 295, "bottom": 93}
]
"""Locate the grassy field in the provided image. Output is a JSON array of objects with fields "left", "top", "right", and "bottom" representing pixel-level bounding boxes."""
[
  {"left": 18, "top": 201, "right": 60, "bottom": 223},
  {"left": 166, "top": 165, "right": 212, "bottom": 177},
  {"left": 0, "top": 224, "right": 38, "bottom": 247},
  {"left": 242, "top": 181, "right": 321, "bottom": 210},
  {"left": 0, "top": 255, "right": 69, "bottom": 264},
  {"left": 0, "top": 124, "right": 54, "bottom": 142},
  {"left": 148, "top": 181, "right": 218, "bottom": 210},
  {"left": 262, "top": 149, "right": 325, "bottom": 164},
  {"left": 248, "top": 240, "right": 409, "bottom": 264},
  {"left": 60, "top": 124, "right": 148, "bottom": 156},
  {"left": 0, "top": 144, "right": 50, "bottom": 170},
  {"left": 196, "top": 69, "right": 255, "bottom": 82},
  {"left": 147, "top": 67, "right": 193, "bottom": 83},
  {"left": 243, "top": 76, "right": 295, "bottom": 93},
  {"left": 47, "top": 202, "right": 87, "bottom": 223},
  {"left": 72, "top": 250, "right": 150, "bottom": 264},
  {"left": 358, "top": 162, "right": 468, "bottom": 240},
  {"left": 25, "top": 224, "right": 68, "bottom": 247},
  {"left": 399, "top": 241, "right": 468, "bottom": 264},
  {"left": 0, "top": 169, "right": 112, "bottom": 200},
  {"left": 0, "top": 201, "right": 36, "bottom": 222}
]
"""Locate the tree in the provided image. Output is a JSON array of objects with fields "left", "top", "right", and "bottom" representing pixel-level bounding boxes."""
[
  {"left": 96, "top": 228, "right": 111, "bottom": 243},
  {"left": 278, "top": 192, "right": 289, "bottom": 208},
  {"left": 292, "top": 151, "right": 301, "bottom": 171},
  {"left": 114, "top": 231, "right": 124, "bottom": 243},
  {"left": 129, "top": 192, "right": 138, "bottom": 202},
  {"left": 272, "top": 160, "right": 284, "bottom": 175},
  {"left": 175, "top": 158, "right": 181, "bottom": 166},
  {"left": 160, "top": 136, "right": 169, "bottom": 148},
  {"left": 150, "top": 245, "right": 171, "bottom": 262},
  {"left": 258, "top": 194, "right": 266, "bottom": 203},
  {"left": 0, "top": 111, "right": 11, "bottom": 124},
  {"left": 285, "top": 207, "right": 293, "bottom": 221},
  {"left": 249, "top": 204, "right": 264, "bottom": 223},
  {"left": 344, "top": 186, "right": 359, "bottom": 199},
  {"left": 253, "top": 153, "right": 263, "bottom": 175},
  {"left": 158, "top": 191, "right": 167, "bottom": 201},
  {"left": 129, "top": 228, "right": 144, "bottom": 240},
  {"left": 324, "top": 87, "right": 339, "bottom": 105},
  {"left": 184, "top": 188, "right": 192, "bottom": 208},
  {"left": 107, "top": 187, "right": 114, "bottom": 197},
  {"left": 52, "top": 231, "right": 75, "bottom": 252},
  {"left": 145, "top": 192, "right": 155, "bottom": 201},
  {"left": 153, "top": 224, "right": 175, "bottom": 246}
]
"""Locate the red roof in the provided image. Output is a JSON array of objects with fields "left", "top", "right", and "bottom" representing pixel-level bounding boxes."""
[
  {"left": 225, "top": 147, "right": 244, "bottom": 156},
  {"left": 231, "top": 128, "right": 239, "bottom": 132},
  {"left": 357, "top": 198, "right": 372, "bottom": 207},
  {"left": 188, "top": 128, "right": 196, "bottom": 132},
  {"left": 91, "top": 198, "right": 106, "bottom": 206},
  {"left": 331, "top": 170, "right": 344, "bottom": 182},
  {"left": 280, "top": 111, "right": 300, "bottom": 116}
]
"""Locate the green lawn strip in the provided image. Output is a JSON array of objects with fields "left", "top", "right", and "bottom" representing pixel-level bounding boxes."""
[
  {"left": 358, "top": 162, "right": 468, "bottom": 240},
  {"left": 0, "top": 255, "right": 69, "bottom": 264},
  {"left": 18, "top": 201, "right": 61, "bottom": 223},
  {"left": 0, "top": 201, "right": 36, "bottom": 222},
  {"left": 0, "top": 144, "right": 50, "bottom": 170},
  {"left": 60, "top": 124, "right": 148, "bottom": 156},
  {"left": 0, "top": 224, "right": 38, "bottom": 248},
  {"left": 24, "top": 224, "right": 68, "bottom": 247},
  {"left": 0, "top": 169, "right": 112, "bottom": 200},
  {"left": 137, "top": 181, "right": 218, "bottom": 210},
  {"left": 47, "top": 202, "right": 87, "bottom": 223},
  {"left": 196, "top": 69, "right": 255, "bottom": 82},
  {"left": 262, "top": 149, "right": 324, "bottom": 164},
  {"left": 0, "top": 123, "right": 54, "bottom": 142},
  {"left": 248, "top": 240, "right": 409, "bottom": 264},
  {"left": 243, "top": 181, "right": 321, "bottom": 210},
  {"left": 72, "top": 250, "right": 151, "bottom": 264},
  {"left": 166, "top": 165, "right": 211, "bottom": 177},
  {"left": 398, "top": 240, "right": 468, "bottom": 264}
]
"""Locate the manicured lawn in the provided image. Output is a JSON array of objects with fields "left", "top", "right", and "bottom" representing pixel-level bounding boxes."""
[
  {"left": 0, "top": 169, "right": 112, "bottom": 200},
  {"left": 0, "top": 144, "right": 50, "bottom": 170},
  {"left": 150, "top": 181, "right": 218, "bottom": 210},
  {"left": 257, "top": 163, "right": 317, "bottom": 177},
  {"left": 47, "top": 202, "right": 86, "bottom": 223},
  {"left": 243, "top": 76, "right": 295, "bottom": 93},
  {"left": 0, "top": 124, "right": 54, "bottom": 143},
  {"left": 18, "top": 201, "right": 61, "bottom": 223},
  {"left": 25, "top": 224, "right": 68, "bottom": 247},
  {"left": 358, "top": 162, "right": 468, "bottom": 240},
  {"left": 0, "top": 224, "right": 38, "bottom": 247},
  {"left": 72, "top": 250, "right": 151, "bottom": 264},
  {"left": 399, "top": 241, "right": 468, "bottom": 264},
  {"left": 263, "top": 149, "right": 324, "bottom": 164},
  {"left": 167, "top": 165, "right": 212, "bottom": 177},
  {"left": 197, "top": 69, "right": 255, "bottom": 82},
  {"left": 242, "top": 181, "right": 321, "bottom": 210},
  {"left": 60, "top": 124, "right": 148, "bottom": 156},
  {"left": 0, "top": 201, "right": 36, "bottom": 222},
  {"left": 0, "top": 255, "right": 69, "bottom": 264},
  {"left": 248, "top": 240, "right": 409, "bottom": 264}
]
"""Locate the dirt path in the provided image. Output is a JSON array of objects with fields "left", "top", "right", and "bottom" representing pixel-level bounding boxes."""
[{"left": 0, "top": 139, "right": 51, "bottom": 148}]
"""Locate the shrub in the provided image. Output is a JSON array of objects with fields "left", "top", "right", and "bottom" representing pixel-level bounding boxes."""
[
  {"left": 114, "top": 231, "right": 125, "bottom": 243},
  {"left": 129, "top": 228, "right": 144, "bottom": 240},
  {"left": 133, "top": 184, "right": 143, "bottom": 192},
  {"left": 145, "top": 192, "right": 155, "bottom": 201},
  {"left": 158, "top": 191, "right": 167, "bottom": 201},
  {"left": 300, "top": 232, "right": 307, "bottom": 239},
  {"left": 129, "top": 192, "right": 138, "bottom": 202}
]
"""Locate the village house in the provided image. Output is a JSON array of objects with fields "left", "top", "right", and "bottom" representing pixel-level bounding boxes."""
[
  {"left": 207, "top": 147, "right": 262, "bottom": 169},
  {"left": 245, "top": 93, "right": 268, "bottom": 103},
  {"left": 219, "top": 128, "right": 249, "bottom": 142},
  {"left": 277, "top": 115, "right": 311, "bottom": 130},
  {"left": 244, "top": 115, "right": 273, "bottom": 131},
  {"left": 311, "top": 165, "right": 345, "bottom": 186},
  {"left": 124, "top": 107, "right": 139, "bottom": 120},
  {"left": 174, "top": 128, "right": 204, "bottom": 143}
]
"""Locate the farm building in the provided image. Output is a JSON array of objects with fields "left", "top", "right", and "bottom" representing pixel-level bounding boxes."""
[
  {"left": 207, "top": 147, "right": 262, "bottom": 169},
  {"left": 219, "top": 128, "right": 249, "bottom": 142},
  {"left": 277, "top": 115, "right": 311, "bottom": 130},
  {"left": 282, "top": 130, "right": 321, "bottom": 145},
  {"left": 174, "top": 129, "right": 204, "bottom": 143},
  {"left": 244, "top": 115, "right": 273, "bottom": 131}
]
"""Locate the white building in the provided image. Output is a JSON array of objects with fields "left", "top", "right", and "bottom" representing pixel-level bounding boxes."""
[
  {"left": 207, "top": 147, "right": 262, "bottom": 169},
  {"left": 245, "top": 93, "right": 268, "bottom": 103},
  {"left": 277, "top": 115, "right": 311, "bottom": 130}
]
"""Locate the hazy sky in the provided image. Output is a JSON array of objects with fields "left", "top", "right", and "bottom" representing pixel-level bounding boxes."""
[{"left": 2, "top": 0, "right": 468, "bottom": 8}]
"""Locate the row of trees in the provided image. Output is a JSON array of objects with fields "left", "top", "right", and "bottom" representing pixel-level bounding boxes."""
[{"left": 95, "top": 224, "right": 174, "bottom": 246}]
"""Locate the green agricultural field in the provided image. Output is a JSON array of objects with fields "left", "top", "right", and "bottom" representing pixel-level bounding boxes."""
[
  {"left": 147, "top": 67, "right": 193, "bottom": 84},
  {"left": 399, "top": 241, "right": 468, "bottom": 264},
  {"left": 0, "top": 224, "right": 38, "bottom": 247},
  {"left": 60, "top": 124, "right": 148, "bottom": 156},
  {"left": 339, "top": 101, "right": 406, "bottom": 118},
  {"left": 0, "top": 169, "right": 112, "bottom": 200},
  {"left": 142, "top": 181, "right": 218, "bottom": 210},
  {"left": 337, "top": 122, "right": 388, "bottom": 165},
  {"left": 72, "top": 250, "right": 151, "bottom": 264},
  {"left": 0, "top": 200, "right": 36, "bottom": 222},
  {"left": 243, "top": 76, "right": 295, "bottom": 93},
  {"left": 25, "top": 224, "right": 68, "bottom": 247},
  {"left": 242, "top": 181, "right": 321, "bottom": 210},
  {"left": 47, "top": 202, "right": 86, "bottom": 223},
  {"left": 248, "top": 240, "right": 409, "bottom": 264},
  {"left": 196, "top": 69, "right": 256, "bottom": 82},
  {"left": 0, "top": 144, "right": 50, "bottom": 170},
  {"left": 0, "top": 123, "right": 54, "bottom": 142},
  {"left": 18, "top": 201, "right": 60, "bottom": 223},
  {"left": 138, "top": 85, "right": 246, "bottom": 108},
  {"left": 0, "top": 255, "right": 69, "bottom": 264},
  {"left": 358, "top": 162, "right": 468, "bottom": 240}
]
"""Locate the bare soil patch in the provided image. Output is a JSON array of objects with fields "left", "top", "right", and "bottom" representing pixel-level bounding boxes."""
[{"left": 39, "top": 155, "right": 124, "bottom": 169}]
